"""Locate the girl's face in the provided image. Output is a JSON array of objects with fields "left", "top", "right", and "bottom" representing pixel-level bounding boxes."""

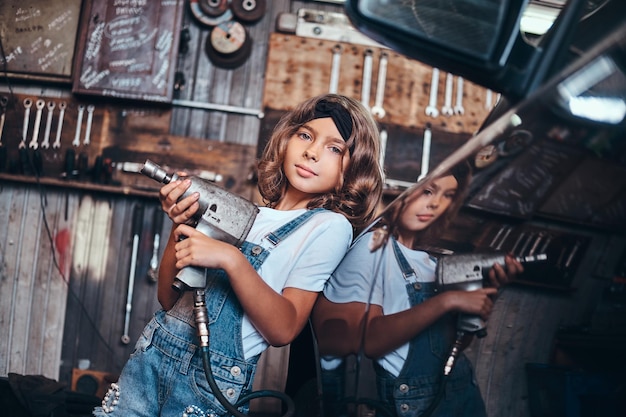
[
  {"left": 397, "top": 174, "right": 458, "bottom": 245},
  {"left": 282, "top": 117, "right": 351, "bottom": 205}
]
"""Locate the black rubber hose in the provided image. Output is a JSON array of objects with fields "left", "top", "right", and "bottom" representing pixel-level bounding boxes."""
[{"left": 194, "top": 289, "right": 295, "bottom": 417}]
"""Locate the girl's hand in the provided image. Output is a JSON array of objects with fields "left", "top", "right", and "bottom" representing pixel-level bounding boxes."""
[
  {"left": 488, "top": 254, "right": 524, "bottom": 288},
  {"left": 172, "top": 224, "right": 237, "bottom": 271},
  {"left": 158, "top": 177, "right": 200, "bottom": 224},
  {"left": 445, "top": 288, "right": 498, "bottom": 320}
]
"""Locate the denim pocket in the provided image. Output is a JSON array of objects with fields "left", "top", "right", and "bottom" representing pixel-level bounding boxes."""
[{"left": 190, "top": 352, "right": 253, "bottom": 414}]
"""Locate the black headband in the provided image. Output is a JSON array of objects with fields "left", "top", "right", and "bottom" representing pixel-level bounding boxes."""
[{"left": 313, "top": 100, "right": 354, "bottom": 143}]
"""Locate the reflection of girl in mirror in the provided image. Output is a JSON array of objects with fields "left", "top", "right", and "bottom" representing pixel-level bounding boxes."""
[
  {"left": 93, "top": 94, "right": 383, "bottom": 417},
  {"left": 312, "top": 161, "right": 523, "bottom": 417}
]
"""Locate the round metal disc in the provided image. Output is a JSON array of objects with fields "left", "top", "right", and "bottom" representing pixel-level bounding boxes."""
[
  {"left": 205, "top": 21, "right": 252, "bottom": 69},
  {"left": 230, "top": 0, "right": 266, "bottom": 24},
  {"left": 189, "top": 0, "right": 233, "bottom": 27},
  {"left": 198, "top": 0, "right": 229, "bottom": 17}
]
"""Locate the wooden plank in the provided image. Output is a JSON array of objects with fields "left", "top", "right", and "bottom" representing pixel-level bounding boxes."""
[
  {"left": 41, "top": 192, "right": 72, "bottom": 379},
  {"left": 0, "top": 186, "right": 17, "bottom": 374},
  {"left": 9, "top": 187, "right": 40, "bottom": 374},
  {"left": 25, "top": 189, "right": 50, "bottom": 375},
  {"left": 100, "top": 128, "right": 257, "bottom": 199},
  {"left": 169, "top": 7, "right": 204, "bottom": 137}
]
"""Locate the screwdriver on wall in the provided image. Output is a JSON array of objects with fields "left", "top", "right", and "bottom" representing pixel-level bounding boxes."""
[{"left": 121, "top": 203, "right": 144, "bottom": 345}]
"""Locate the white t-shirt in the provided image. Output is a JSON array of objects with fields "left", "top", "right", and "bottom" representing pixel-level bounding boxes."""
[
  {"left": 242, "top": 207, "right": 353, "bottom": 358},
  {"left": 323, "top": 232, "right": 437, "bottom": 376}
]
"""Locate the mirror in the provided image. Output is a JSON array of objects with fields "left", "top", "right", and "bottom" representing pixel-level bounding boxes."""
[{"left": 311, "top": 4, "right": 626, "bottom": 417}]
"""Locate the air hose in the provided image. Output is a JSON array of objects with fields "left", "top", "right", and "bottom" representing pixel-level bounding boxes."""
[
  {"left": 194, "top": 289, "right": 295, "bottom": 417},
  {"left": 418, "top": 330, "right": 466, "bottom": 417}
]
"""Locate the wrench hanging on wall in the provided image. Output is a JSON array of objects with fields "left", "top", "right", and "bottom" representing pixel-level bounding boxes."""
[
  {"left": 425, "top": 68, "right": 440, "bottom": 118},
  {"left": 41, "top": 101, "right": 55, "bottom": 149},
  {"left": 28, "top": 100, "right": 45, "bottom": 149},
  {"left": 73, "top": 105, "right": 85, "bottom": 147},
  {"left": 361, "top": 49, "right": 373, "bottom": 110},
  {"left": 441, "top": 72, "right": 454, "bottom": 116},
  {"left": 371, "top": 51, "right": 388, "bottom": 119},
  {"left": 329, "top": 44, "right": 342, "bottom": 94},
  {"left": 454, "top": 76, "right": 465, "bottom": 115},
  {"left": 19, "top": 99, "right": 32, "bottom": 149},
  {"left": 53, "top": 101, "right": 67, "bottom": 149},
  {"left": 418, "top": 125, "right": 432, "bottom": 181}
]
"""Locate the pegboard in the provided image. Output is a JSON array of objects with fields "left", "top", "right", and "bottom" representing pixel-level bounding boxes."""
[
  {"left": 263, "top": 33, "right": 495, "bottom": 135},
  {"left": 0, "top": 92, "right": 257, "bottom": 199}
]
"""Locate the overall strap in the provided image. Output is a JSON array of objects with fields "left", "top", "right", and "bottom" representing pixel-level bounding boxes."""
[
  {"left": 391, "top": 238, "right": 418, "bottom": 281},
  {"left": 264, "top": 208, "right": 325, "bottom": 246}
]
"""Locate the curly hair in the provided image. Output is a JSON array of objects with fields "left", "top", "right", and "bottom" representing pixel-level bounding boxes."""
[
  {"left": 257, "top": 94, "right": 384, "bottom": 231},
  {"left": 376, "top": 159, "right": 473, "bottom": 250}
]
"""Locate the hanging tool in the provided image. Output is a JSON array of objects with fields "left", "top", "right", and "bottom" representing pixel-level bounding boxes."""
[
  {"left": 454, "top": 76, "right": 465, "bottom": 115},
  {"left": 73, "top": 105, "right": 85, "bottom": 147},
  {"left": 41, "top": 101, "right": 55, "bottom": 149},
  {"left": 361, "top": 49, "right": 373, "bottom": 110},
  {"left": 371, "top": 51, "right": 388, "bottom": 118},
  {"left": 121, "top": 203, "right": 144, "bottom": 345},
  {"left": 83, "top": 105, "right": 95, "bottom": 146},
  {"left": 425, "top": 68, "right": 440, "bottom": 117},
  {"left": 52, "top": 101, "right": 67, "bottom": 149},
  {"left": 329, "top": 44, "right": 342, "bottom": 94},
  {"left": 28, "top": 99, "right": 45, "bottom": 149},
  {"left": 19, "top": 98, "right": 33, "bottom": 149},
  {"left": 485, "top": 89, "right": 493, "bottom": 109},
  {"left": 441, "top": 72, "right": 454, "bottom": 116},
  {"left": 418, "top": 125, "right": 432, "bottom": 181},
  {"left": 147, "top": 206, "right": 165, "bottom": 283}
]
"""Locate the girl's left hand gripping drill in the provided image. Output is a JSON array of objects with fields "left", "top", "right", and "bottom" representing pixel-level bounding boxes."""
[{"left": 140, "top": 159, "right": 259, "bottom": 292}]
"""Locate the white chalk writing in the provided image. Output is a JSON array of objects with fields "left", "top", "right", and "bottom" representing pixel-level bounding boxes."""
[
  {"left": 81, "top": 66, "right": 111, "bottom": 89},
  {"left": 111, "top": 77, "right": 142, "bottom": 88},
  {"left": 113, "top": 0, "right": 148, "bottom": 6},
  {"left": 48, "top": 10, "right": 73, "bottom": 31},
  {"left": 14, "top": 7, "right": 41, "bottom": 23},
  {"left": 0, "top": 46, "right": 23, "bottom": 65},
  {"left": 156, "top": 31, "right": 172, "bottom": 60},
  {"left": 85, "top": 22, "right": 106, "bottom": 60},
  {"left": 38, "top": 42, "right": 64, "bottom": 65},
  {"left": 109, "top": 28, "right": 157, "bottom": 52},
  {"left": 152, "top": 60, "right": 168, "bottom": 89}
]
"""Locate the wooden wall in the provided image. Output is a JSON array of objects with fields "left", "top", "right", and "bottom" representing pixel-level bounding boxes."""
[{"left": 1, "top": 1, "right": 625, "bottom": 417}]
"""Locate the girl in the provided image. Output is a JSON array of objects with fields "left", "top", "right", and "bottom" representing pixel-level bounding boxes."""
[
  {"left": 312, "top": 161, "right": 523, "bottom": 417},
  {"left": 94, "top": 93, "right": 383, "bottom": 416}
]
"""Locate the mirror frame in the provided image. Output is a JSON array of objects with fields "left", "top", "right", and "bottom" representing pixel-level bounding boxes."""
[{"left": 345, "top": 0, "right": 589, "bottom": 100}]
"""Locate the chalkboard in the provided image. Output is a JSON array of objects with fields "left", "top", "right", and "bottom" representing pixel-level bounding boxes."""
[
  {"left": 72, "top": 0, "right": 184, "bottom": 103},
  {"left": 467, "top": 139, "right": 584, "bottom": 219},
  {"left": 0, "top": 0, "right": 83, "bottom": 81},
  {"left": 538, "top": 156, "right": 626, "bottom": 230}
]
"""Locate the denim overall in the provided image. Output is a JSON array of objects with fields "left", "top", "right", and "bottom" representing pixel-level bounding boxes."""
[
  {"left": 374, "top": 239, "right": 487, "bottom": 417},
  {"left": 95, "top": 209, "right": 324, "bottom": 417}
]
